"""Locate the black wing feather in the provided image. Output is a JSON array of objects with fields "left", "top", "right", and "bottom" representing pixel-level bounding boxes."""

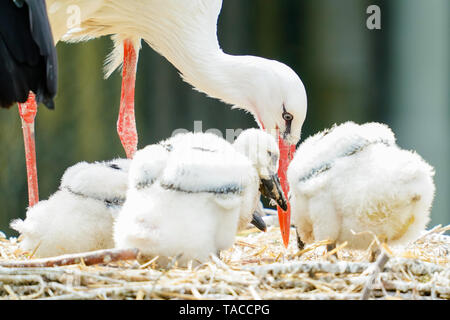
[{"left": 0, "top": 0, "right": 57, "bottom": 109}]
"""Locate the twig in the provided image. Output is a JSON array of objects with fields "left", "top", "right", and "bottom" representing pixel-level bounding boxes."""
[
  {"left": 3, "top": 285, "right": 19, "bottom": 300},
  {"left": 0, "top": 248, "right": 139, "bottom": 268},
  {"left": 139, "top": 256, "right": 159, "bottom": 269},
  {"left": 210, "top": 254, "right": 231, "bottom": 271},
  {"left": 38, "top": 282, "right": 238, "bottom": 300},
  {"left": 259, "top": 292, "right": 363, "bottom": 300},
  {"left": 360, "top": 251, "right": 390, "bottom": 300},
  {"left": 240, "top": 257, "right": 277, "bottom": 265},
  {"left": 377, "top": 279, "right": 450, "bottom": 297},
  {"left": 244, "top": 260, "right": 371, "bottom": 276},
  {"left": 325, "top": 241, "right": 348, "bottom": 258},
  {"left": 291, "top": 240, "right": 334, "bottom": 258},
  {"left": 413, "top": 224, "right": 450, "bottom": 244}
]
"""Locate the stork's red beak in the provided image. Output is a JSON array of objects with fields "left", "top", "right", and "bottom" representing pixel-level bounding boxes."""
[{"left": 277, "top": 135, "right": 296, "bottom": 248}]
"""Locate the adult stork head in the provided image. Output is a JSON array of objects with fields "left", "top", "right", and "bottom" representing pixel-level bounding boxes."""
[
  {"left": 229, "top": 56, "right": 308, "bottom": 248},
  {"left": 241, "top": 58, "right": 307, "bottom": 147}
]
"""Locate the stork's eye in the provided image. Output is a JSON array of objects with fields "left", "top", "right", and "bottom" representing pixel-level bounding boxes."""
[{"left": 283, "top": 112, "right": 293, "bottom": 122}]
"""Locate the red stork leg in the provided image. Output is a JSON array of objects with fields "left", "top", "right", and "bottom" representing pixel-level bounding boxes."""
[
  {"left": 277, "top": 135, "right": 296, "bottom": 248},
  {"left": 117, "top": 39, "right": 138, "bottom": 159},
  {"left": 18, "top": 92, "right": 39, "bottom": 207}
]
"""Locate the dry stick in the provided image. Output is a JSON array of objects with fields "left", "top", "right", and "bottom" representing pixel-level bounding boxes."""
[
  {"left": 360, "top": 251, "right": 390, "bottom": 300},
  {"left": 244, "top": 260, "right": 370, "bottom": 276},
  {"left": 372, "top": 279, "right": 450, "bottom": 296},
  {"left": 413, "top": 224, "right": 450, "bottom": 244},
  {"left": 262, "top": 292, "right": 363, "bottom": 300},
  {"left": 0, "top": 248, "right": 139, "bottom": 268},
  {"left": 40, "top": 282, "right": 236, "bottom": 300}
]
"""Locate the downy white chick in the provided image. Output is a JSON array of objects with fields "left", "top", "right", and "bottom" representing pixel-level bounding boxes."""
[
  {"left": 288, "top": 122, "right": 435, "bottom": 250},
  {"left": 114, "top": 129, "right": 287, "bottom": 266},
  {"left": 11, "top": 159, "right": 130, "bottom": 258}
]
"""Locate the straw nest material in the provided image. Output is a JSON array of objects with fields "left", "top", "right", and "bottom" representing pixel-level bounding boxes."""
[{"left": 0, "top": 221, "right": 448, "bottom": 300}]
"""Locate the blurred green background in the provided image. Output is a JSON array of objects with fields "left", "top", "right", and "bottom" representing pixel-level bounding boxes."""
[{"left": 0, "top": 0, "right": 448, "bottom": 236}]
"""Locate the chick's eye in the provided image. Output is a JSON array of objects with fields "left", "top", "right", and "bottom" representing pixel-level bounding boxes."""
[{"left": 283, "top": 112, "right": 293, "bottom": 122}]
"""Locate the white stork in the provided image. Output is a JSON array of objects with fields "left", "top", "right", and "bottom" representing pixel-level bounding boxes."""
[
  {"left": 288, "top": 122, "right": 436, "bottom": 252},
  {"left": 114, "top": 129, "right": 287, "bottom": 266},
  {"left": 46, "top": 0, "right": 307, "bottom": 246},
  {"left": 11, "top": 158, "right": 130, "bottom": 258}
]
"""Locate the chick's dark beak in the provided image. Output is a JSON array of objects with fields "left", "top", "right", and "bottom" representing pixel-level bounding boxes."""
[
  {"left": 251, "top": 212, "right": 267, "bottom": 232},
  {"left": 260, "top": 174, "right": 288, "bottom": 211}
]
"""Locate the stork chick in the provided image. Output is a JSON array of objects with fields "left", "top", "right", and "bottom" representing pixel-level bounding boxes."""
[
  {"left": 288, "top": 122, "right": 435, "bottom": 252},
  {"left": 114, "top": 129, "right": 287, "bottom": 267},
  {"left": 11, "top": 159, "right": 130, "bottom": 258}
]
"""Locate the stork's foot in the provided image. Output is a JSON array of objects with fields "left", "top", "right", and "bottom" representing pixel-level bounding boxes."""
[
  {"left": 296, "top": 229, "right": 305, "bottom": 250},
  {"left": 326, "top": 242, "right": 336, "bottom": 252},
  {"left": 369, "top": 248, "right": 381, "bottom": 263},
  {"left": 18, "top": 93, "right": 39, "bottom": 207},
  {"left": 326, "top": 242, "right": 338, "bottom": 260}
]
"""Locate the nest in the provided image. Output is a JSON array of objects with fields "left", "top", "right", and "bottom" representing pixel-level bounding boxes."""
[{"left": 0, "top": 223, "right": 448, "bottom": 300}]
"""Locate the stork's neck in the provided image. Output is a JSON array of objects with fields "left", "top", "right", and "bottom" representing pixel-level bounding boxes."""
[
  {"left": 144, "top": 36, "right": 259, "bottom": 117},
  {"left": 175, "top": 52, "right": 259, "bottom": 113}
]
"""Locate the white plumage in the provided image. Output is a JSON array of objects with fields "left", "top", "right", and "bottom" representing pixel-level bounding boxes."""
[
  {"left": 45, "top": 0, "right": 307, "bottom": 145},
  {"left": 288, "top": 122, "right": 436, "bottom": 249},
  {"left": 114, "top": 129, "right": 284, "bottom": 266},
  {"left": 11, "top": 159, "right": 130, "bottom": 258}
]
